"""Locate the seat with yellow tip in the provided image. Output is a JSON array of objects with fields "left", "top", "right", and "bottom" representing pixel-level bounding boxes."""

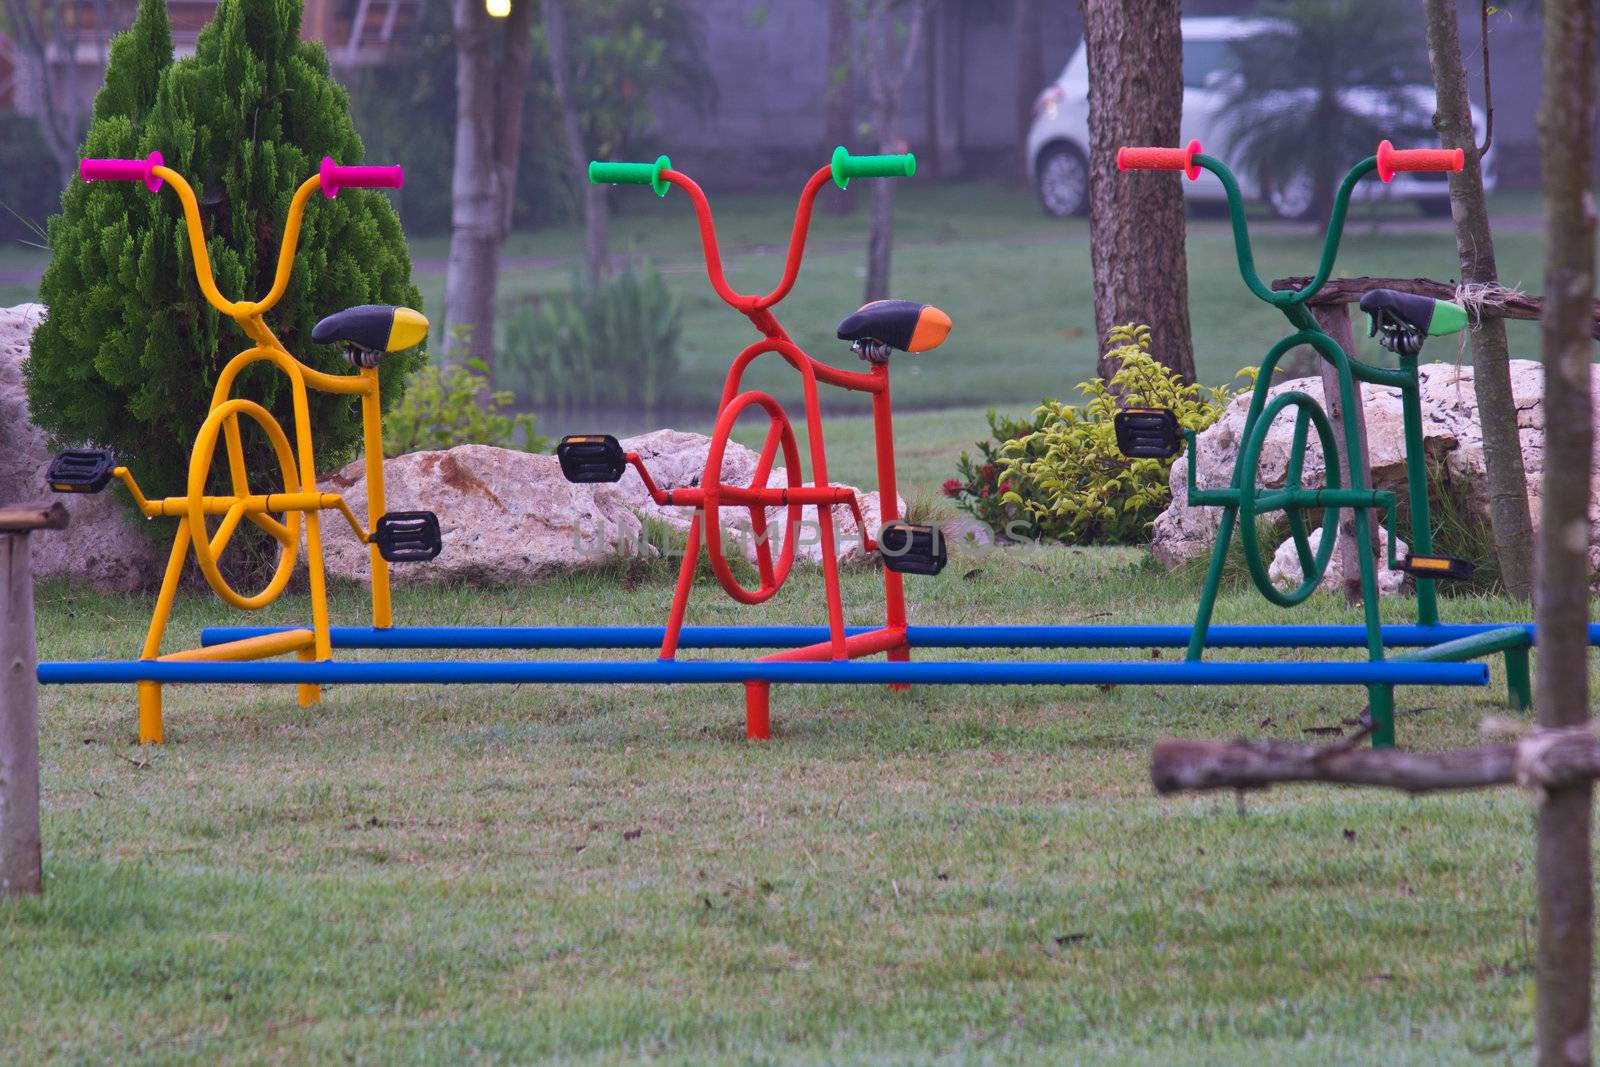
[{"left": 312, "top": 304, "right": 429, "bottom": 365}]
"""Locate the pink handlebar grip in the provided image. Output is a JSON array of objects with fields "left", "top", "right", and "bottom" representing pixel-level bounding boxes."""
[
  {"left": 1116, "top": 140, "right": 1202, "bottom": 181},
  {"left": 319, "top": 157, "right": 404, "bottom": 198},
  {"left": 79, "top": 151, "right": 165, "bottom": 192},
  {"left": 1376, "top": 140, "right": 1464, "bottom": 183}
]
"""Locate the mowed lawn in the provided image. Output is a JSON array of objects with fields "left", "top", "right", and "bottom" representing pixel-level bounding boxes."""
[{"left": 16, "top": 544, "right": 1597, "bottom": 1064}]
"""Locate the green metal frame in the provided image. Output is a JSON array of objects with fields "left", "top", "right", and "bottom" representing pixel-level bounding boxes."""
[{"left": 1183, "top": 153, "right": 1465, "bottom": 747}]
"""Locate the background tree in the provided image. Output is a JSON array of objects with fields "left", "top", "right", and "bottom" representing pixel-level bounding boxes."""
[
  {"left": 1221, "top": 0, "right": 1427, "bottom": 222},
  {"left": 1080, "top": 0, "right": 1194, "bottom": 381},
  {"left": 1420, "top": 0, "right": 1535, "bottom": 601},
  {"left": 542, "top": 0, "right": 712, "bottom": 286},
  {"left": 442, "top": 0, "right": 534, "bottom": 373},
  {"left": 24, "top": 0, "right": 422, "bottom": 510},
  {"left": 542, "top": 0, "right": 605, "bottom": 285},
  {"left": 822, "top": 0, "right": 857, "bottom": 216},
  {"left": 1013, "top": 0, "right": 1044, "bottom": 185},
  {"left": 1, "top": 0, "right": 132, "bottom": 186},
  {"left": 1533, "top": 0, "right": 1596, "bottom": 1058},
  {"left": 859, "top": 0, "right": 931, "bottom": 305}
]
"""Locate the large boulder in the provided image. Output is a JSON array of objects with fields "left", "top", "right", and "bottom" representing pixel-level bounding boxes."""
[
  {"left": 1150, "top": 360, "right": 1600, "bottom": 588},
  {"left": 319, "top": 429, "right": 902, "bottom": 586},
  {"left": 0, "top": 304, "right": 164, "bottom": 591}
]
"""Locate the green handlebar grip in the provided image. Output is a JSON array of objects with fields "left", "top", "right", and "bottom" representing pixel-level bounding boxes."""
[
  {"left": 587, "top": 154, "right": 672, "bottom": 197},
  {"left": 830, "top": 146, "right": 917, "bottom": 190}
]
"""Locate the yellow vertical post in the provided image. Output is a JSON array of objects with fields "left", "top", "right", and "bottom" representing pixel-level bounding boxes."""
[
  {"left": 296, "top": 643, "right": 318, "bottom": 707},
  {"left": 359, "top": 367, "right": 393, "bottom": 628},
  {"left": 135, "top": 521, "right": 194, "bottom": 744}
]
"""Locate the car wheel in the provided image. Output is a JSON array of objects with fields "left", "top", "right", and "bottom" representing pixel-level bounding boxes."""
[
  {"left": 1417, "top": 197, "right": 1453, "bottom": 218},
  {"left": 1035, "top": 143, "right": 1089, "bottom": 218},
  {"left": 1265, "top": 169, "right": 1318, "bottom": 221}
]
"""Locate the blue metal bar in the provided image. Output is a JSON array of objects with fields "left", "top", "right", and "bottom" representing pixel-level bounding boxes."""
[
  {"left": 38, "top": 659, "right": 1488, "bottom": 687},
  {"left": 199, "top": 623, "right": 1598, "bottom": 651}
]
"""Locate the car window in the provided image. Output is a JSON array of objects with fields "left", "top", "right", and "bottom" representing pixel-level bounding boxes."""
[{"left": 1182, "top": 39, "right": 1239, "bottom": 89}]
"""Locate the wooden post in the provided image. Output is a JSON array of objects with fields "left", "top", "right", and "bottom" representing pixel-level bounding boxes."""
[
  {"left": 0, "top": 502, "right": 67, "bottom": 897},
  {"left": 1309, "top": 303, "right": 1375, "bottom": 606}
]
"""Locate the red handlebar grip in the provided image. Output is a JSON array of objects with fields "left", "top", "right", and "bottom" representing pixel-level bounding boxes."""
[
  {"left": 319, "top": 157, "right": 405, "bottom": 198},
  {"left": 1116, "top": 140, "right": 1202, "bottom": 181},
  {"left": 1375, "top": 140, "right": 1464, "bottom": 183},
  {"left": 79, "top": 151, "right": 165, "bottom": 192}
]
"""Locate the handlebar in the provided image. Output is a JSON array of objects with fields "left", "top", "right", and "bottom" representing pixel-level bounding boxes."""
[
  {"left": 79, "top": 151, "right": 165, "bottom": 192},
  {"left": 1375, "top": 140, "right": 1463, "bottom": 183},
  {"left": 319, "top": 157, "right": 404, "bottom": 198},
  {"left": 588, "top": 155, "right": 673, "bottom": 197},
  {"left": 830, "top": 146, "right": 916, "bottom": 189},
  {"left": 1116, "top": 140, "right": 1202, "bottom": 181}
]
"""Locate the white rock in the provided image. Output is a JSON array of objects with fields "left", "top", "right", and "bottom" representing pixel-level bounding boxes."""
[
  {"left": 0, "top": 304, "right": 164, "bottom": 591},
  {"left": 1268, "top": 525, "right": 1408, "bottom": 597},
  {"left": 318, "top": 431, "right": 902, "bottom": 586},
  {"left": 1151, "top": 360, "right": 1600, "bottom": 589}
]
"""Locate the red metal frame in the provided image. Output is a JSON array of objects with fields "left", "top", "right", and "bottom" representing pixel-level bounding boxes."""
[{"left": 620, "top": 166, "right": 910, "bottom": 738}]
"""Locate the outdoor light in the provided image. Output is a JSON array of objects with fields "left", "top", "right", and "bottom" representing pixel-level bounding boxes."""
[{"left": 486, "top": 0, "right": 511, "bottom": 16}]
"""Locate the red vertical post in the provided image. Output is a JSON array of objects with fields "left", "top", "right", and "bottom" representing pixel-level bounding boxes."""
[{"left": 744, "top": 681, "right": 771, "bottom": 740}]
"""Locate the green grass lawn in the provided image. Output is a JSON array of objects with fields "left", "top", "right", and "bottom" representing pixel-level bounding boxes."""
[{"left": 15, "top": 543, "right": 1597, "bottom": 1064}]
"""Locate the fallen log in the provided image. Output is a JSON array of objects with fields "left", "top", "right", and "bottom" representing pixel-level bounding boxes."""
[{"left": 1151, "top": 726, "right": 1600, "bottom": 795}]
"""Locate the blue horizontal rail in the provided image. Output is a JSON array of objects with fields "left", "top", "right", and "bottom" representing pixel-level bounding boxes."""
[
  {"left": 197, "top": 622, "right": 1586, "bottom": 651},
  {"left": 38, "top": 659, "right": 1488, "bottom": 687}
]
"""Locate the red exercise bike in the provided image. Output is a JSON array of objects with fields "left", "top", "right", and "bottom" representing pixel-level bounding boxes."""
[{"left": 563, "top": 149, "right": 952, "bottom": 739}]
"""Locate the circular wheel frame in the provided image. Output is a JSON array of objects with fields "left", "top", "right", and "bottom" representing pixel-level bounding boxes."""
[
  {"left": 185, "top": 397, "right": 304, "bottom": 610},
  {"left": 701, "top": 390, "right": 804, "bottom": 605},
  {"left": 1235, "top": 391, "right": 1343, "bottom": 607}
]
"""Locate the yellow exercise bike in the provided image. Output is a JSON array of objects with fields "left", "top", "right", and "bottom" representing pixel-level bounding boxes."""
[{"left": 49, "top": 152, "right": 437, "bottom": 743}]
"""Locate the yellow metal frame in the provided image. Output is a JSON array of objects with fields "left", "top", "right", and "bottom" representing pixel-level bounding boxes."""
[{"left": 114, "top": 165, "right": 400, "bottom": 743}]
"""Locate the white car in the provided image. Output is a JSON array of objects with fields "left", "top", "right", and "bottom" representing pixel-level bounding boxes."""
[{"left": 1026, "top": 16, "right": 1495, "bottom": 219}]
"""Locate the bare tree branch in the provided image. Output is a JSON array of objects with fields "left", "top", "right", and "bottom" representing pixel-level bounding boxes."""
[{"left": 1151, "top": 727, "right": 1600, "bottom": 796}]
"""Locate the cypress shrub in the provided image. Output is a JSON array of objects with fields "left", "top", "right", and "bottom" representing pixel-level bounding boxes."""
[{"left": 24, "top": 0, "right": 424, "bottom": 507}]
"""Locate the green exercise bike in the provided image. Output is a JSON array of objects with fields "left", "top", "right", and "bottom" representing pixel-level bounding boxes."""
[{"left": 1118, "top": 138, "right": 1527, "bottom": 746}]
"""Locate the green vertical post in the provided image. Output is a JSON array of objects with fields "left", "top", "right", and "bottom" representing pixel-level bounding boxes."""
[
  {"left": 1396, "top": 356, "right": 1440, "bottom": 627},
  {"left": 1504, "top": 645, "right": 1532, "bottom": 710},
  {"left": 1368, "top": 684, "right": 1396, "bottom": 748}
]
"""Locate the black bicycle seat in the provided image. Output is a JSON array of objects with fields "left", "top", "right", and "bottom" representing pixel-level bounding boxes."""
[
  {"left": 1358, "top": 289, "right": 1440, "bottom": 335},
  {"left": 835, "top": 300, "right": 952, "bottom": 353},
  {"left": 312, "top": 304, "right": 429, "bottom": 354}
]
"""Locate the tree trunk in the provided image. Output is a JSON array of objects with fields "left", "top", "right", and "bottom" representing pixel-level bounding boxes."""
[
  {"left": 1421, "top": 0, "right": 1536, "bottom": 601},
  {"left": 544, "top": 0, "right": 609, "bottom": 285},
  {"left": 1533, "top": 0, "right": 1597, "bottom": 1062},
  {"left": 1311, "top": 304, "right": 1375, "bottom": 606},
  {"left": 860, "top": 0, "right": 929, "bottom": 306},
  {"left": 1, "top": 534, "right": 42, "bottom": 897},
  {"left": 864, "top": 177, "right": 895, "bottom": 304},
  {"left": 822, "top": 0, "right": 857, "bottom": 217},
  {"left": 442, "top": 0, "right": 535, "bottom": 376},
  {"left": 1081, "top": 0, "right": 1195, "bottom": 382},
  {"left": 1014, "top": 0, "right": 1043, "bottom": 185}
]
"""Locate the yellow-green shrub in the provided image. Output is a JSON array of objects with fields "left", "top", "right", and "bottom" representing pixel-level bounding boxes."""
[{"left": 992, "top": 325, "right": 1253, "bottom": 544}]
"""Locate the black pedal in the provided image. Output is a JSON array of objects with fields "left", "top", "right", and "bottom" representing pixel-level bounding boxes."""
[
  {"left": 1114, "top": 408, "right": 1182, "bottom": 459},
  {"left": 879, "top": 522, "right": 947, "bottom": 576},
  {"left": 47, "top": 448, "right": 116, "bottom": 493},
  {"left": 557, "top": 435, "right": 627, "bottom": 483},
  {"left": 1393, "top": 554, "right": 1475, "bottom": 581},
  {"left": 372, "top": 511, "right": 442, "bottom": 563}
]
